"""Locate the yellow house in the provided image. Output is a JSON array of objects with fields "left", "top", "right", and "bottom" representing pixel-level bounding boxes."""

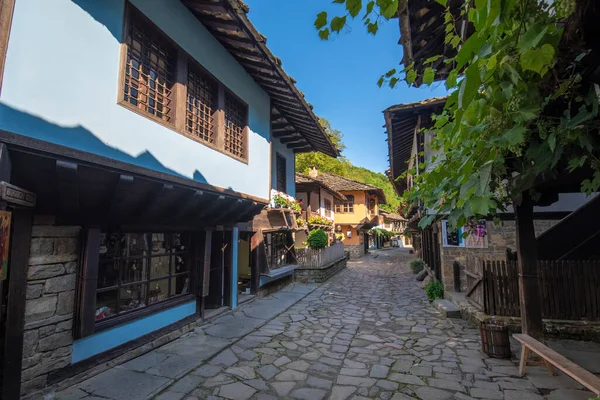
[{"left": 304, "top": 169, "right": 386, "bottom": 258}]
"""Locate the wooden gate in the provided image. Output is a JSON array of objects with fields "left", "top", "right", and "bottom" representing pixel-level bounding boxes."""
[{"left": 465, "top": 255, "right": 484, "bottom": 310}]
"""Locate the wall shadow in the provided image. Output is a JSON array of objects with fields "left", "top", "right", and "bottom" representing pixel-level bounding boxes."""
[{"left": 0, "top": 103, "right": 207, "bottom": 184}]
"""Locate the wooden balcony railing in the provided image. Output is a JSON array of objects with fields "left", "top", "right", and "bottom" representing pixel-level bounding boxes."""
[{"left": 296, "top": 242, "right": 346, "bottom": 269}]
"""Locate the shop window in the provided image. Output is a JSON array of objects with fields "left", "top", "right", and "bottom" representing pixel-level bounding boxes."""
[
  {"left": 264, "top": 232, "right": 292, "bottom": 269},
  {"left": 324, "top": 198, "right": 332, "bottom": 218},
  {"left": 95, "top": 232, "right": 190, "bottom": 322}
]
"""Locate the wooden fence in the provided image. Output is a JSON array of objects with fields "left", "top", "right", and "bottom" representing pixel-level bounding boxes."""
[
  {"left": 296, "top": 242, "right": 346, "bottom": 268},
  {"left": 481, "top": 260, "right": 600, "bottom": 320}
]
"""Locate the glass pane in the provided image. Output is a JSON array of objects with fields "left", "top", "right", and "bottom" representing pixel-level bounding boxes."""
[
  {"left": 121, "top": 257, "right": 147, "bottom": 284},
  {"left": 148, "top": 279, "right": 169, "bottom": 305},
  {"left": 99, "top": 233, "right": 120, "bottom": 263},
  {"left": 171, "top": 274, "right": 190, "bottom": 297},
  {"left": 149, "top": 255, "right": 170, "bottom": 279},
  {"left": 119, "top": 284, "right": 146, "bottom": 313},
  {"left": 170, "top": 233, "right": 187, "bottom": 253},
  {"left": 120, "top": 233, "right": 148, "bottom": 258},
  {"left": 149, "top": 233, "right": 168, "bottom": 255},
  {"left": 172, "top": 253, "right": 189, "bottom": 274},
  {"left": 95, "top": 289, "right": 117, "bottom": 321},
  {"left": 97, "top": 262, "right": 119, "bottom": 289}
]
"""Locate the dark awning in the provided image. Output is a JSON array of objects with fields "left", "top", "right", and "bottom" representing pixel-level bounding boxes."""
[{"left": 1, "top": 131, "right": 266, "bottom": 229}]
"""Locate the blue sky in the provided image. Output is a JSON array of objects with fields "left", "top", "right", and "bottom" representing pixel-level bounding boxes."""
[{"left": 246, "top": 0, "right": 449, "bottom": 173}]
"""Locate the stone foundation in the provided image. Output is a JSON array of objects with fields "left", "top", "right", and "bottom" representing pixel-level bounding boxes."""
[
  {"left": 295, "top": 257, "right": 347, "bottom": 284},
  {"left": 21, "top": 224, "right": 80, "bottom": 395},
  {"left": 256, "top": 274, "right": 294, "bottom": 297},
  {"left": 440, "top": 220, "right": 558, "bottom": 291},
  {"left": 344, "top": 244, "right": 364, "bottom": 259}
]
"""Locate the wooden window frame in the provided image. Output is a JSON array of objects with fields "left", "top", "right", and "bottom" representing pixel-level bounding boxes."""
[
  {"left": 324, "top": 198, "right": 332, "bottom": 218},
  {"left": 76, "top": 230, "right": 197, "bottom": 337},
  {"left": 275, "top": 152, "right": 287, "bottom": 193},
  {"left": 117, "top": 2, "right": 249, "bottom": 163},
  {"left": 0, "top": 0, "right": 16, "bottom": 95},
  {"left": 335, "top": 195, "right": 354, "bottom": 214}
]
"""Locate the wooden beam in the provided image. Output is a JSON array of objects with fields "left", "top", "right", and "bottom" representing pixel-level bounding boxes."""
[
  {"left": 56, "top": 160, "right": 80, "bottom": 218},
  {"left": 3, "top": 208, "right": 33, "bottom": 399},
  {"left": 137, "top": 184, "right": 175, "bottom": 220},
  {"left": 515, "top": 191, "right": 543, "bottom": 339},
  {"left": 108, "top": 174, "right": 134, "bottom": 221},
  {"left": 76, "top": 229, "right": 100, "bottom": 339},
  {"left": 272, "top": 129, "right": 297, "bottom": 139},
  {"left": 293, "top": 145, "right": 314, "bottom": 153},
  {"left": 286, "top": 141, "right": 308, "bottom": 149},
  {"left": 196, "top": 195, "right": 226, "bottom": 221},
  {"left": 279, "top": 136, "right": 304, "bottom": 144},
  {"left": 0, "top": 0, "right": 16, "bottom": 94},
  {"left": 206, "top": 198, "right": 243, "bottom": 224},
  {"left": 172, "top": 190, "right": 204, "bottom": 221}
]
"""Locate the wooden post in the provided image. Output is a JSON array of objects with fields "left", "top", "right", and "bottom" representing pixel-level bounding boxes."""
[
  {"left": 3, "top": 207, "right": 33, "bottom": 399},
  {"left": 515, "top": 191, "right": 543, "bottom": 339}
]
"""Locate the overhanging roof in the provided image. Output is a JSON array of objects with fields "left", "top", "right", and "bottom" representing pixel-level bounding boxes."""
[
  {"left": 398, "top": 0, "right": 469, "bottom": 86},
  {"left": 380, "top": 209, "right": 406, "bottom": 222},
  {"left": 307, "top": 172, "right": 387, "bottom": 204},
  {"left": 295, "top": 173, "right": 347, "bottom": 201},
  {"left": 383, "top": 97, "right": 447, "bottom": 196},
  {"left": 181, "top": 0, "right": 339, "bottom": 157}
]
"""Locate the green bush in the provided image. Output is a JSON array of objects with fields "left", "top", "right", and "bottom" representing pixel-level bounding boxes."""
[
  {"left": 425, "top": 279, "right": 444, "bottom": 302},
  {"left": 307, "top": 229, "right": 328, "bottom": 249},
  {"left": 409, "top": 259, "right": 425, "bottom": 274}
]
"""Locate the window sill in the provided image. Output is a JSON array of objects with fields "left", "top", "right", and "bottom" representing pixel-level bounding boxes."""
[{"left": 93, "top": 294, "right": 196, "bottom": 334}]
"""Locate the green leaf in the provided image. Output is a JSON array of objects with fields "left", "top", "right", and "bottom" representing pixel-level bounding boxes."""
[
  {"left": 458, "top": 62, "right": 481, "bottom": 109},
  {"left": 520, "top": 44, "right": 555, "bottom": 75},
  {"left": 568, "top": 156, "right": 587, "bottom": 172},
  {"left": 423, "top": 67, "right": 436, "bottom": 85},
  {"left": 367, "top": 21, "right": 378, "bottom": 34},
  {"left": 456, "top": 34, "right": 485, "bottom": 70},
  {"left": 424, "top": 55, "right": 442, "bottom": 64},
  {"left": 445, "top": 70, "right": 458, "bottom": 89},
  {"left": 385, "top": 68, "right": 396, "bottom": 78},
  {"left": 377, "top": 76, "right": 385, "bottom": 87},
  {"left": 346, "top": 0, "right": 362, "bottom": 18},
  {"left": 470, "top": 196, "right": 492, "bottom": 215},
  {"left": 381, "top": 0, "right": 399, "bottom": 18},
  {"left": 548, "top": 133, "right": 556, "bottom": 152},
  {"left": 406, "top": 69, "right": 417, "bottom": 85},
  {"left": 315, "top": 12, "right": 328, "bottom": 30},
  {"left": 390, "top": 77, "right": 399, "bottom": 88},
  {"left": 365, "top": 0, "right": 375, "bottom": 16},
  {"left": 331, "top": 16, "right": 347, "bottom": 32},
  {"left": 517, "top": 24, "right": 547, "bottom": 51},
  {"left": 450, "top": 35, "right": 461, "bottom": 49},
  {"left": 435, "top": 0, "right": 448, "bottom": 6},
  {"left": 503, "top": 125, "right": 526, "bottom": 146},
  {"left": 318, "top": 28, "right": 330, "bottom": 40},
  {"left": 477, "top": 162, "right": 493, "bottom": 196}
]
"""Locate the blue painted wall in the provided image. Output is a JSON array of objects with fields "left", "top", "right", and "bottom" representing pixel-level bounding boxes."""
[
  {"left": 0, "top": 0, "right": 272, "bottom": 200},
  {"left": 271, "top": 138, "right": 296, "bottom": 197},
  {"left": 72, "top": 301, "right": 196, "bottom": 363}
]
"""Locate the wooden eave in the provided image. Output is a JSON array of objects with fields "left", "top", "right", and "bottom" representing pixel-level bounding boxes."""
[
  {"left": 182, "top": 0, "right": 339, "bottom": 157},
  {"left": 383, "top": 98, "right": 447, "bottom": 196}
]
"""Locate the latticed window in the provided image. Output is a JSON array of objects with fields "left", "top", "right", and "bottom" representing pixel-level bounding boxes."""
[
  {"left": 224, "top": 93, "right": 247, "bottom": 159},
  {"left": 186, "top": 65, "right": 217, "bottom": 143},
  {"left": 276, "top": 153, "right": 287, "bottom": 192},
  {"left": 123, "top": 10, "right": 175, "bottom": 123},
  {"left": 264, "top": 232, "right": 292, "bottom": 269},
  {"left": 335, "top": 195, "right": 354, "bottom": 213},
  {"left": 324, "top": 198, "right": 332, "bottom": 218}
]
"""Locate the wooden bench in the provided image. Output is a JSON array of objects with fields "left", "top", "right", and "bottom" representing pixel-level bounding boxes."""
[{"left": 514, "top": 334, "right": 600, "bottom": 396}]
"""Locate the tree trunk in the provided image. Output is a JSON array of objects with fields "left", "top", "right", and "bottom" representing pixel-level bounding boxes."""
[{"left": 515, "top": 191, "right": 543, "bottom": 339}]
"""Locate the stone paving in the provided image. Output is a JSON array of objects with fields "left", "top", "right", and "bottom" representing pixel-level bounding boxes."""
[{"left": 57, "top": 248, "right": 595, "bottom": 400}]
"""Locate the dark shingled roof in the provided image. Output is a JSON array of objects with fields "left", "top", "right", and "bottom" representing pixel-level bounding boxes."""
[
  {"left": 295, "top": 173, "right": 347, "bottom": 201},
  {"left": 182, "top": 0, "right": 339, "bottom": 157},
  {"left": 380, "top": 209, "right": 406, "bottom": 222},
  {"left": 308, "top": 172, "right": 387, "bottom": 204}
]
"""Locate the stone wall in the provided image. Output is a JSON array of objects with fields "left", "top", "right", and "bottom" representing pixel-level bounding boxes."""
[
  {"left": 295, "top": 258, "right": 347, "bottom": 284},
  {"left": 344, "top": 244, "right": 364, "bottom": 259},
  {"left": 21, "top": 224, "right": 80, "bottom": 395},
  {"left": 440, "top": 220, "right": 558, "bottom": 292}
]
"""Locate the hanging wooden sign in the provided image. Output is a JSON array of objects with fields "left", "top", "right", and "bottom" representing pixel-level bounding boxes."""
[
  {"left": 0, "top": 182, "right": 36, "bottom": 207},
  {"left": 0, "top": 210, "right": 11, "bottom": 280}
]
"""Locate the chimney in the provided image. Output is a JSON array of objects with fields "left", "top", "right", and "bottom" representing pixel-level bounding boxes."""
[{"left": 309, "top": 167, "right": 318, "bottom": 178}]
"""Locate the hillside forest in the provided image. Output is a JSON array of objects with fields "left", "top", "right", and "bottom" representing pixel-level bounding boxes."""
[{"left": 295, "top": 118, "right": 401, "bottom": 213}]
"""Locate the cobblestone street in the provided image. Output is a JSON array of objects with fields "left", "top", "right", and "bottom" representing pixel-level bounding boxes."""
[{"left": 59, "top": 248, "right": 594, "bottom": 400}]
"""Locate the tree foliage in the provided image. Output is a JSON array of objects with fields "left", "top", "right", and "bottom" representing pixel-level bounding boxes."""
[
  {"left": 296, "top": 118, "right": 402, "bottom": 212},
  {"left": 314, "top": 0, "right": 599, "bottom": 228}
]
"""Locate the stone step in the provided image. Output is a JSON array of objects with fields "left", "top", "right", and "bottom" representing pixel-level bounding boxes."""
[{"left": 433, "top": 299, "right": 462, "bottom": 318}]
